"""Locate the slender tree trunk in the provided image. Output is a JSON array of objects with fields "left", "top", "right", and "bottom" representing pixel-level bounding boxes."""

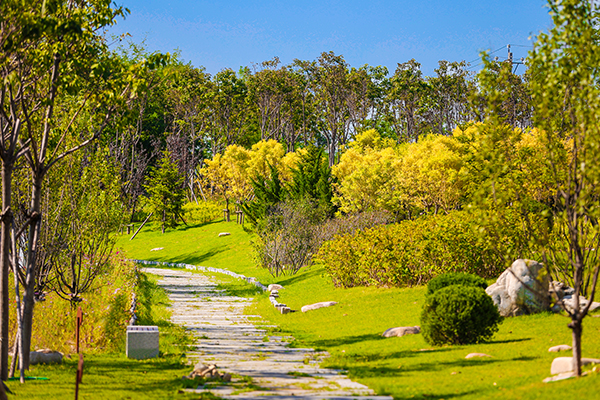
[
  {"left": 0, "top": 162, "right": 13, "bottom": 380},
  {"left": 569, "top": 318, "right": 583, "bottom": 376},
  {"left": 20, "top": 172, "right": 44, "bottom": 370}
]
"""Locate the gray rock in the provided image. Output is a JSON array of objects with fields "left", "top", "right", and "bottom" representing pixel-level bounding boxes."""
[
  {"left": 548, "top": 345, "right": 572, "bottom": 352},
  {"left": 218, "top": 232, "right": 231, "bottom": 237},
  {"left": 280, "top": 307, "right": 292, "bottom": 314},
  {"left": 552, "top": 295, "right": 600, "bottom": 314},
  {"left": 30, "top": 349, "right": 63, "bottom": 365},
  {"left": 267, "top": 284, "right": 284, "bottom": 291},
  {"left": 550, "top": 357, "right": 600, "bottom": 375},
  {"left": 486, "top": 259, "right": 550, "bottom": 317},
  {"left": 301, "top": 301, "right": 337, "bottom": 313},
  {"left": 382, "top": 326, "right": 421, "bottom": 338},
  {"left": 465, "top": 353, "right": 492, "bottom": 359}
]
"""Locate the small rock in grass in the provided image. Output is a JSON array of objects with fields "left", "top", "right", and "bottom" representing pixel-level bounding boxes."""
[
  {"left": 150, "top": 247, "right": 164, "bottom": 251},
  {"left": 551, "top": 357, "right": 600, "bottom": 375},
  {"left": 543, "top": 372, "right": 576, "bottom": 383},
  {"left": 301, "top": 301, "right": 337, "bottom": 313},
  {"left": 382, "top": 326, "right": 421, "bottom": 338},
  {"left": 30, "top": 349, "right": 63, "bottom": 365},
  {"left": 268, "top": 284, "right": 284, "bottom": 291},
  {"left": 548, "top": 345, "right": 572, "bottom": 352},
  {"left": 465, "top": 353, "right": 492, "bottom": 359},
  {"left": 218, "top": 232, "right": 231, "bottom": 237},
  {"left": 222, "top": 373, "right": 232, "bottom": 382}
]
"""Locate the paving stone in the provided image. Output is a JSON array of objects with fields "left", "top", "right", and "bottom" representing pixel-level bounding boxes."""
[{"left": 142, "top": 267, "right": 392, "bottom": 399}]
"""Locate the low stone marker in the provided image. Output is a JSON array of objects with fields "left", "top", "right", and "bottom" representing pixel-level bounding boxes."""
[
  {"left": 548, "top": 345, "right": 572, "bottom": 352},
  {"left": 30, "top": 349, "right": 63, "bottom": 365},
  {"left": 382, "top": 326, "right": 421, "bottom": 338},
  {"left": 465, "top": 353, "right": 492, "bottom": 359},
  {"left": 127, "top": 325, "right": 159, "bottom": 359},
  {"left": 301, "top": 301, "right": 337, "bottom": 313},
  {"left": 550, "top": 357, "right": 600, "bottom": 375}
]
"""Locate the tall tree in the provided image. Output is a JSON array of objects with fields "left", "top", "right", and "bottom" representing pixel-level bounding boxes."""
[{"left": 528, "top": 0, "right": 600, "bottom": 377}]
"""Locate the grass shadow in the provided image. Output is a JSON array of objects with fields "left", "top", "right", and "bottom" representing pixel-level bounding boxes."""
[
  {"left": 149, "top": 248, "right": 228, "bottom": 265},
  {"left": 275, "top": 268, "right": 322, "bottom": 286}
]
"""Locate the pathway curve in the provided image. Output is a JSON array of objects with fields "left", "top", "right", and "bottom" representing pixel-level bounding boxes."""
[{"left": 142, "top": 267, "right": 392, "bottom": 400}]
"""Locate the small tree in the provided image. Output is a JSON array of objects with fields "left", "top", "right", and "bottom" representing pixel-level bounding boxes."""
[{"left": 145, "top": 152, "right": 185, "bottom": 233}]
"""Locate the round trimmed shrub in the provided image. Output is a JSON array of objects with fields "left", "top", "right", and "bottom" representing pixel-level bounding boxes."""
[
  {"left": 421, "top": 285, "right": 502, "bottom": 345},
  {"left": 426, "top": 272, "right": 488, "bottom": 295}
]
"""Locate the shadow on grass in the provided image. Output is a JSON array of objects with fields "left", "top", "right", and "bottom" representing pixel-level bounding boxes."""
[
  {"left": 391, "top": 389, "right": 482, "bottom": 400},
  {"left": 340, "top": 355, "right": 538, "bottom": 379},
  {"left": 146, "top": 248, "right": 228, "bottom": 266},
  {"left": 488, "top": 337, "right": 532, "bottom": 344},
  {"left": 275, "top": 268, "right": 322, "bottom": 286}
]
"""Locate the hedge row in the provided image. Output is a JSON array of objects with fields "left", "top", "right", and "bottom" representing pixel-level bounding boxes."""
[{"left": 316, "top": 211, "right": 503, "bottom": 288}]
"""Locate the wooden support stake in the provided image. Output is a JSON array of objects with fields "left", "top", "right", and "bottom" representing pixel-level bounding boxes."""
[
  {"left": 74, "top": 353, "right": 84, "bottom": 400},
  {"left": 130, "top": 212, "right": 153, "bottom": 240},
  {"left": 76, "top": 307, "right": 83, "bottom": 354}
]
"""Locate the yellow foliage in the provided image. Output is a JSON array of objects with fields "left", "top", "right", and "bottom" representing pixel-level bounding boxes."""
[{"left": 401, "top": 134, "right": 465, "bottom": 213}]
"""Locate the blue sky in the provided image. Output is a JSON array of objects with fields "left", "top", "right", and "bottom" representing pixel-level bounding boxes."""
[{"left": 108, "top": 0, "right": 553, "bottom": 76}]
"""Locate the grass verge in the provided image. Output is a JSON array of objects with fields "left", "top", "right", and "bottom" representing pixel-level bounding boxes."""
[{"left": 5, "top": 271, "right": 205, "bottom": 399}]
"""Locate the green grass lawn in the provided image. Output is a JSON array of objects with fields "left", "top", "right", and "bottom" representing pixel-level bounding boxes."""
[{"left": 115, "top": 219, "right": 600, "bottom": 400}]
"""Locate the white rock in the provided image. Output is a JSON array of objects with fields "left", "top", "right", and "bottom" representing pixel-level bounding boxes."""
[
  {"left": 465, "top": 353, "right": 492, "bottom": 359},
  {"left": 550, "top": 357, "right": 600, "bottom": 375},
  {"left": 548, "top": 345, "right": 572, "bottom": 352},
  {"left": 486, "top": 259, "right": 550, "bottom": 317},
  {"left": 218, "top": 232, "right": 231, "bottom": 237},
  {"left": 382, "top": 326, "right": 421, "bottom": 338},
  {"left": 301, "top": 301, "right": 337, "bottom": 313},
  {"left": 543, "top": 372, "right": 576, "bottom": 383},
  {"left": 30, "top": 349, "right": 63, "bottom": 365},
  {"left": 150, "top": 247, "right": 164, "bottom": 251},
  {"left": 268, "top": 284, "right": 284, "bottom": 291}
]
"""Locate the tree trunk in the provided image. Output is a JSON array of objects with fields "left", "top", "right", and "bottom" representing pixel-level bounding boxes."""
[
  {"left": 569, "top": 318, "right": 583, "bottom": 376},
  {"left": 0, "top": 162, "right": 13, "bottom": 380},
  {"left": 20, "top": 173, "right": 44, "bottom": 371}
]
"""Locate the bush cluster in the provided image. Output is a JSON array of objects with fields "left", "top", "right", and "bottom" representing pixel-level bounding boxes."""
[
  {"left": 426, "top": 272, "right": 488, "bottom": 295},
  {"left": 317, "top": 211, "right": 503, "bottom": 288},
  {"left": 420, "top": 282, "right": 502, "bottom": 345}
]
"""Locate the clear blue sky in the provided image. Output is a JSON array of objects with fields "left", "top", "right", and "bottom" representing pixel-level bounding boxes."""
[{"left": 108, "top": 0, "right": 552, "bottom": 76}]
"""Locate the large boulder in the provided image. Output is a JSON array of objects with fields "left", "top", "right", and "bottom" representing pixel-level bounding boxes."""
[{"left": 486, "top": 259, "right": 550, "bottom": 317}]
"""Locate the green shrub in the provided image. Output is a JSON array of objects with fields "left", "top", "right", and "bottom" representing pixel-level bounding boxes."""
[
  {"left": 317, "top": 211, "right": 504, "bottom": 288},
  {"left": 421, "top": 285, "right": 502, "bottom": 345},
  {"left": 426, "top": 272, "right": 488, "bottom": 295},
  {"left": 182, "top": 201, "right": 222, "bottom": 224}
]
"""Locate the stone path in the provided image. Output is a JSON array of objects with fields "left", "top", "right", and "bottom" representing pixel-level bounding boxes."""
[{"left": 143, "top": 267, "right": 392, "bottom": 400}]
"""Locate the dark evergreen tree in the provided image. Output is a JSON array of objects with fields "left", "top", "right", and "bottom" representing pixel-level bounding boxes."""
[
  {"left": 288, "top": 145, "right": 335, "bottom": 216},
  {"left": 242, "top": 163, "right": 286, "bottom": 227}
]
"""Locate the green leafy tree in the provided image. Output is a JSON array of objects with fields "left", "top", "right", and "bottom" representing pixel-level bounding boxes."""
[
  {"left": 527, "top": 0, "right": 600, "bottom": 376},
  {"left": 145, "top": 153, "right": 186, "bottom": 233}
]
